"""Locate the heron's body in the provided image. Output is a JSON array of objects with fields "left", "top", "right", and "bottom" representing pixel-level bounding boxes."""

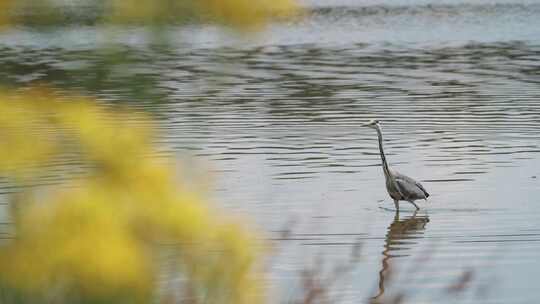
[{"left": 363, "top": 120, "right": 429, "bottom": 210}]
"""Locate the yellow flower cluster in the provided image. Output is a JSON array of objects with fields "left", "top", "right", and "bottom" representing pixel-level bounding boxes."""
[
  {"left": 0, "top": 0, "right": 14, "bottom": 28},
  {"left": 198, "top": 0, "right": 300, "bottom": 28},
  {"left": 108, "top": 0, "right": 301, "bottom": 28},
  {"left": 0, "top": 0, "right": 300, "bottom": 29},
  {"left": 0, "top": 88, "right": 265, "bottom": 303}
]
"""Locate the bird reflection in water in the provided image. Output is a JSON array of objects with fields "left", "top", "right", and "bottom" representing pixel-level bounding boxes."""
[{"left": 371, "top": 210, "right": 430, "bottom": 303}]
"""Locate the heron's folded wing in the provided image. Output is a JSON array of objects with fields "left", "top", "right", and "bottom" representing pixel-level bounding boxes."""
[
  {"left": 394, "top": 172, "right": 429, "bottom": 198},
  {"left": 395, "top": 177, "right": 428, "bottom": 200},
  {"left": 415, "top": 181, "right": 429, "bottom": 198}
]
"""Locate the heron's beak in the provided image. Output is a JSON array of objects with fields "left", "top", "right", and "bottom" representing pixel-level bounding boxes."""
[{"left": 360, "top": 123, "right": 371, "bottom": 127}]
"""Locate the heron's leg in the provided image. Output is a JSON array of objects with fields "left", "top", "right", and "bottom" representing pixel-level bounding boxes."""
[
  {"left": 408, "top": 200, "right": 420, "bottom": 210},
  {"left": 393, "top": 199, "right": 399, "bottom": 212}
]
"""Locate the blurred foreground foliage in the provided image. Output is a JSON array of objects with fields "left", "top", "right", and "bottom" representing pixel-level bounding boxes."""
[
  {"left": 0, "top": 88, "right": 266, "bottom": 304},
  {"left": 0, "top": 1, "right": 302, "bottom": 302},
  {"left": 0, "top": 0, "right": 300, "bottom": 28}
]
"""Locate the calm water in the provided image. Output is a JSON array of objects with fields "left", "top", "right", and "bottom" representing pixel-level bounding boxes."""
[{"left": 1, "top": 0, "right": 540, "bottom": 303}]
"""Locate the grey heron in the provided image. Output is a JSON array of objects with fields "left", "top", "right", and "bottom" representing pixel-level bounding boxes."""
[{"left": 362, "top": 120, "right": 429, "bottom": 211}]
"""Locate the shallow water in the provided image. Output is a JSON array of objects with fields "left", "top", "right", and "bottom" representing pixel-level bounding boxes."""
[{"left": 1, "top": 0, "right": 540, "bottom": 303}]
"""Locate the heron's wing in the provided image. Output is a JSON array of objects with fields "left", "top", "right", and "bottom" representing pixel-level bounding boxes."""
[
  {"left": 394, "top": 178, "right": 426, "bottom": 200},
  {"left": 394, "top": 172, "right": 429, "bottom": 199},
  {"left": 415, "top": 182, "right": 429, "bottom": 198}
]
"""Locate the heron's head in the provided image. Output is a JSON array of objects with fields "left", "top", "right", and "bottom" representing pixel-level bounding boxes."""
[{"left": 361, "top": 119, "right": 380, "bottom": 129}]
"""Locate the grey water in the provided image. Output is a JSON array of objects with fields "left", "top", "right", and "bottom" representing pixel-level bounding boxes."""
[{"left": 1, "top": 0, "right": 540, "bottom": 303}]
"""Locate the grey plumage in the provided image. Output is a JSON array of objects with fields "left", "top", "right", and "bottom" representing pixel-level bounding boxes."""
[{"left": 362, "top": 120, "right": 429, "bottom": 211}]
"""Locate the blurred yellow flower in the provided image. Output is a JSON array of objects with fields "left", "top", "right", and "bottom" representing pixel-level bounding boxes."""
[
  {"left": 0, "top": 88, "right": 266, "bottom": 303},
  {"left": 108, "top": 0, "right": 301, "bottom": 29},
  {"left": 0, "top": 89, "right": 59, "bottom": 180},
  {"left": 198, "top": 0, "right": 300, "bottom": 28},
  {"left": 0, "top": 0, "right": 14, "bottom": 27},
  {"left": 0, "top": 0, "right": 300, "bottom": 29}
]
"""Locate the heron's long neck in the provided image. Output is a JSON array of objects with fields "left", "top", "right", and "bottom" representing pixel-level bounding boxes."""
[{"left": 375, "top": 126, "right": 391, "bottom": 177}]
